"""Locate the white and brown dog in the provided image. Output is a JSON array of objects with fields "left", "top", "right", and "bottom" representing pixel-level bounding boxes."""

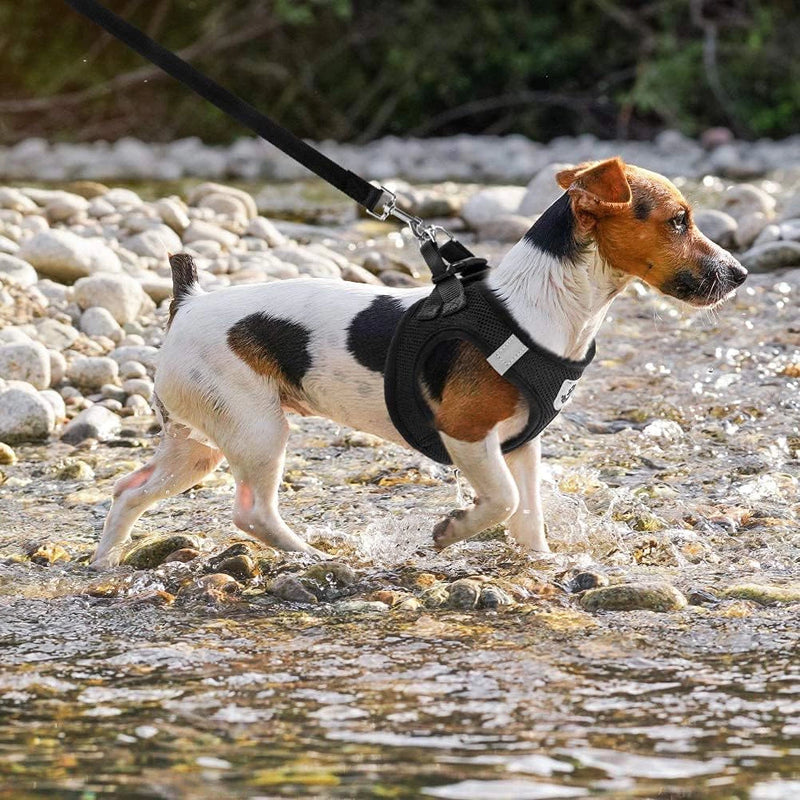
[{"left": 92, "top": 157, "right": 746, "bottom": 568}]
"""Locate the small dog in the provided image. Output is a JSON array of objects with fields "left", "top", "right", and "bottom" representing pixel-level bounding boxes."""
[{"left": 92, "top": 157, "right": 746, "bottom": 568}]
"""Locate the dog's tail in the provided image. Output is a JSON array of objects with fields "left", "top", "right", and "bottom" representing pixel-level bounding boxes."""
[{"left": 167, "top": 253, "right": 199, "bottom": 328}]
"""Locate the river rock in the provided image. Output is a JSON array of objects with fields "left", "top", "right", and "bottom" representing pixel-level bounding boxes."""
[
  {"left": 0, "top": 386, "right": 55, "bottom": 443},
  {"left": 734, "top": 211, "right": 769, "bottom": 250},
  {"left": 124, "top": 226, "right": 182, "bottom": 260},
  {"left": 269, "top": 573, "right": 318, "bottom": 604},
  {"left": 214, "top": 554, "right": 260, "bottom": 581},
  {"left": 182, "top": 220, "right": 239, "bottom": 249},
  {"left": 0, "top": 441, "right": 16, "bottom": 464},
  {"left": 35, "top": 319, "right": 79, "bottom": 351},
  {"left": 0, "top": 187, "right": 38, "bottom": 213},
  {"left": 478, "top": 585, "right": 513, "bottom": 609},
  {"left": 48, "top": 350, "right": 66, "bottom": 385},
  {"left": 80, "top": 306, "right": 123, "bottom": 341},
  {"left": 67, "top": 356, "right": 119, "bottom": 389},
  {"left": 0, "top": 254, "right": 38, "bottom": 287},
  {"left": 446, "top": 578, "right": 482, "bottom": 610},
  {"left": 477, "top": 214, "right": 533, "bottom": 242},
  {"left": 693, "top": 209, "right": 737, "bottom": 248},
  {"left": 0, "top": 235, "right": 19, "bottom": 255},
  {"left": 40, "top": 389, "right": 66, "bottom": 422},
  {"left": 123, "top": 534, "right": 202, "bottom": 569},
  {"left": 154, "top": 198, "right": 191, "bottom": 233},
  {"left": 45, "top": 192, "right": 89, "bottom": 223},
  {"left": 245, "top": 216, "right": 287, "bottom": 247},
  {"left": 60, "top": 404, "right": 122, "bottom": 444},
  {"left": 518, "top": 162, "right": 571, "bottom": 216},
  {"left": 722, "top": 583, "right": 800, "bottom": 605},
  {"left": 178, "top": 573, "right": 240, "bottom": 602},
  {"left": 18, "top": 230, "right": 121, "bottom": 282},
  {"left": 271, "top": 246, "right": 340, "bottom": 279},
  {"left": 721, "top": 183, "right": 776, "bottom": 220},
  {"left": 461, "top": 186, "right": 526, "bottom": 229},
  {"left": 110, "top": 345, "right": 157, "bottom": 370},
  {"left": 122, "top": 378, "right": 153, "bottom": 401},
  {"left": 187, "top": 182, "right": 257, "bottom": 219},
  {"left": 333, "top": 599, "right": 389, "bottom": 614},
  {"left": 580, "top": 582, "right": 687, "bottom": 612},
  {"left": 0, "top": 341, "right": 50, "bottom": 389},
  {"left": 73, "top": 273, "right": 152, "bottom": 324},
  {"left": 301, "top": 561, "right": 357, "bottom": 601},
  {"left": 740, "top": 241, "right": 800, "bottom": 273}
]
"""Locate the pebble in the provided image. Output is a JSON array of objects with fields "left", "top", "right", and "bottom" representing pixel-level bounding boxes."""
[
  {"left": 245, "top": 216, "right": 287, "bottom": 246},
  {"left": 60, "top": 404, "right": 122, "bottom": 444},
  {"left": 213, "top": 554, "right": 259, "bottom": 582},
  {"left": 0, "top": 442, "right": 16, "bottom": 464},
  {"left": 122, "top": 534, "right": 202, "bottom": 569},
  {"left": 0, "top": 254, "right": 38, "bottom": 287},
  {"left": 54, "top": 459, "right": 95, "bottom": 481},
  {"left": 721, "top": 183, "right": 776, "bottom": 220},
  {"left": 722, "top": 583, "right": 800, "bottom": 605},
  {"left": 269, "top": 573, "right": 318, "bottom": 604},
  {"left": 0, "top": 386, "right": 55, "bottom": 443},
  {"left": 81, "top": 306, "right": 123, "bottom": 341},
  {"left": 446, "top": 578, "right": 482, "bottom": 610},
  {"left": 177, "top": 573, "right": 241, "bottom": 602},
  {"left": 40, "top": 389, "right": 66, "bottom": 422},
  {"left": 163, "top": 548, "right": 201, "bottom": 563},
  {"left": 333, "top": 600, "right": 389, "bottom": 614},
  {"left": 182, "top": 220, "right": 239, "bottom": 249},
  {"left": 741, "top": 241, "right": 800, "bottom": 273},
  {"left": 67, "top": 356, "right": 119, "bottom": 390},
  {"left": 569, "top": 571, "right": 610, "bottom": 592},
  {"left": 580, "top": 582, "right": 688, "bottom": 612},
  {"left": 0, "top": 342, "right": 51, "bottom": 389},
  {"left": 118, "top": 360, "right": 147, "bottom": 380},
  {"left": 518, "top": 162, "right": 571, "bottom": 216},
  {"left": 122, "top": 378, "right": 153, "bottom": 400},
  {"left": 478, "top": 585, "right": 513, "bottom": 609},
  {"left": 73, "top": 273, "right": 152, "bottom": 325},
  {"left": 693, "top": 209, "right": 738, "bottom": 248},
  {"left": 124, "top": 226, "right": 182, "bottom": 260},
  {"left": 461, "top": 186, "right": 526, "bottom": 229},
  {"left": 44, "top": 192, "right": 89, "bottom": 223},
  {"left": 18, "top": 229, "right": 121, "bottom": 282},
  {"left": 301, "top": 561, "right": 358, "bottom": 601},
  {"left": 124, "top": 394, "right": 151, "bottom": 415},
  {"left": 35, "top": 319, "right": 79, "bottom": 351}
]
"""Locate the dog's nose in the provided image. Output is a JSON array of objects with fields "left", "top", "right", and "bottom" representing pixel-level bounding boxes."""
[{"left": 729, "top": 260, "right": 748, "bottom": 287}]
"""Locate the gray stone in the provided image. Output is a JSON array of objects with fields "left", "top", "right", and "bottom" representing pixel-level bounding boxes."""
[
  {"left": 580, "top": 582, "right": 687, "bottom": 612},
  {"left": 779, "top": 218, "right": 800, "bottom": 241},
  {"left": 734, "top": 211, "right": 769, "bottom": 250},
  {"left": 518, "top": 162, "right": 572, "bottom": 216},
  {"left": 122, "top": 377, "right": 153, "bottom": 401},
  {"left": 124, "top": 226, "right": 182, "bottom": 260},
  {"left": 34, "top": 319, "right": 79, "bottom": 350},
  {"left": 741, "top": 241, "right": 800, "bottom": 273},
  {"left": 123, "top": 534, "right": 202, "bottom": 569},
  {"left": 722, "top": 183, "right": 776, "bottom": 221},
  {"left": 73, "top": 273, "right": 152, "bottom": 324},
  {"left": 0, "top": 386, "right": 55, "bottom": 443},
  {"left": 461, "top": 186, "right": 526, "bottom": 229},
  {"left": 60, "top": 404, "right": 122, "bottom": 444},
  {"left": 301, "top": 561, "right": 357, "bottom": 601},
  {"left": 80, "top": 306, "right": 123, "bottom": 341},
  {"left": 39, "top": 388, "right": 66, "bottom": 422},
  {"left": 693, "top": 209, "right": 738, "bottom": 248},
  {"left": 477, "top": 214, "right": 533, "bottom": 242},
  {"left": 67, "top": 356, "right": 119, "bottom": 389},
  {"left": 18, "top": 230, "right": 121, "bottom": 283},
  {"left": 0, "top": 254, "right": 38, "bottom": 287},
  {"left": 48, "top": 350, "right": 66, "bottom": 385},
  {"left": 269, "top": 573, "right": 318, "bottom": 604},
  {"left": 446, "top": 578, "right": 482, "bottom": 610},
  {"left": 341, "top": 262, "right": 383, "bottom": 284},
  {"left": 0, "top": 342, "right": 50, "bottom": 389}
]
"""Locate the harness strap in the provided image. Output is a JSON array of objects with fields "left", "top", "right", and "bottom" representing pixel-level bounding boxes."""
[{"left": 63, "top": 0, "right": 384, "bottom": 213}]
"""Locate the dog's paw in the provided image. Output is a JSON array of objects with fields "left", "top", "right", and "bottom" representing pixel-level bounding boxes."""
[
  {"left": 89, "top": 552, "right": 122, "bottom": 570},
  {"left": 432, "top": 517, "right": 457, "bottom": 550}
]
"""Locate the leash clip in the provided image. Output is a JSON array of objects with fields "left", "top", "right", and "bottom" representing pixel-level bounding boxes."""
[{"left": 367, "top": 185, "right": 452, "bottom": 244}]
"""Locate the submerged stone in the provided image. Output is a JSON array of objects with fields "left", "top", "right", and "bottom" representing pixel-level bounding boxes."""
[
  {"left": 215, "top": 554, "right": 260, "bottom": 582},
  {"left": 177, "top": 573, "right": 241, "bottom": 602},
  {"left": 28, "top": 542, "right": 71, "bottom": 565},
  {"left": 446, "top": 579, "right": 482, "bottom": 610},
  {"left": 163, "top": 548, "right": 201, "bottom": 564},
  {"left": 333, "top": 599, "right": 389, "bottom": 614},
  {"left": 269, "top": 573, "right": 318, "bottom": 604},
  {"left": 569, "top": 571, "right": 609, "bottom": 592},
  {"left": 122, "top": 534, "right": 201, "bottom": 570},
  {"left": 478, "top": 585, "right": 513, "bottom": 609},
  {"left": 301, "top": 561, "right": 357, "bottom": 601},
  {"left": 580, "top": 582, "right": 688, "bottom": 613},
  {"left": 722, "top": 583, "right": 800, "bottom": 605}
]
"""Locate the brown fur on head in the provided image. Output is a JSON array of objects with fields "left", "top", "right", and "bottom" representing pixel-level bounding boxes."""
[{"left": 556, "top": 157, "right": 747, "bottom": 306}]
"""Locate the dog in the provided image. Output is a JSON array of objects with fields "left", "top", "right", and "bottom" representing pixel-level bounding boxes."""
[{"left": 91, "top": 157, "right": 746, "bottom": 568}]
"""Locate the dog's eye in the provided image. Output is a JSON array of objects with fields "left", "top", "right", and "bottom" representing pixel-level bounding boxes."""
[{"left": 670, "top": 211, "right": 688, "bottom": 232}]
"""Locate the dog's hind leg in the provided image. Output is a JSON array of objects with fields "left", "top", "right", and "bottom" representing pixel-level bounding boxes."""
[
  {"left": 217, "top": 411, "right": 321, "bottom": 556},
  {"left": 92, "top": 424, "right": 223, "bottom": 568},
  {"left": 503, "top": 436, "right": 549, "bottom": 553},
  {"left": 432, "top": 429, "right": 520, "bottom": 549}
]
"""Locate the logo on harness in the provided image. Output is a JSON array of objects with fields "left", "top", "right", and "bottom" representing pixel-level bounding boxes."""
[{"left": 553, "top": 378, "right": 578, "bottom": 410}]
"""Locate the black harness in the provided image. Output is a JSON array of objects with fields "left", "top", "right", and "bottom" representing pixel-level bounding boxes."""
[{"left": 384, "top": 238, "right": 595, "bottom": 464}]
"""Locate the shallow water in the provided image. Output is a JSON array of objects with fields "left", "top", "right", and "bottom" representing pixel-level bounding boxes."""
[{"left": 1, "top": 181, "right": 799, "bottom": 798}]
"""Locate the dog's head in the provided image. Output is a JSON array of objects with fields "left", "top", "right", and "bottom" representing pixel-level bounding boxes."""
[{"left": 556, "top": 157, "right": 747, "bottom": 306}]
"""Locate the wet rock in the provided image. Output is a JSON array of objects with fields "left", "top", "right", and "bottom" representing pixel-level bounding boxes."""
[
  {"left": 722, "top": 583, "right": 800, "bottom": 605},
  {"left": 0, "top": 254, "right": 38, "bottom": 287},
  {"left": 693, "top": 209, "right": 737, "bottom": 248},
  {"left": 478, "top": 585, "right": 513, "bottom": 609},
  {"left": 734, "top": 211, "right": 769, "bottom": 250},
  {"left": 569, "top": 571, "right": 609, "bottom": 592},
  {"left": 333, "top": 599, "right": 389, "bottom": 614},
  {"left": 580, "top": 582, "right": 687, "bottom": 612},
  {"left": 123, "top": 534, "right": 202, "bottom": 569},
  {"left": 0, "top": 386, "right": 55, "bottom": 443},
  {"left": 54, "top": 459, "right": 95, "bottom": 481},
  {"left": 461, "top": 186, "right": 526, "bottom": 229},
  {"left": 28, "top": 542, "right": 71, "bottom": 565},
  {"left": 0, "top": 442, "right": 16, "bottom": 464},
  {"left": 722, "top": 183, "right": 776, "bottom": 221},
  {"left": 18, "top": 229, "right": 121, "bottom": 282},
  {"left": 214, "top": 555, "right": 259, "bottom": 582},
  {"left": 67, "top": 356, "right": 119, "bottom": 390},
  {"left": 73, "top": 273, "right": 152, "bottom": 325},
  {"left": 688, "top": 588, "right": 719, "bottom": 606},
  {"left": 163, "top": 547, "right": 201, "bottom": 563},
  {"left": 445, "top": 578, "right": 482, "bottom": 610},
  {"left": 301, "top": 561, "right": 357, "bottom": 601},
  {"left": 178, "top": 573, "right": 241, "bottom": 602},
  {"left": 0, "top": 341, "right": 50, "bottom": 389},
  {"left": 741, "top": 241, "right": 800, "bottom": 272},
  {"left": 269, "top": 573, "right": 318, "bottom": 604}
]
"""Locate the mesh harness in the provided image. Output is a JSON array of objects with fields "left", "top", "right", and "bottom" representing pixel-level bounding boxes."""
[{"left": 384, "top": 239, "right": 596, "bottom": 465}]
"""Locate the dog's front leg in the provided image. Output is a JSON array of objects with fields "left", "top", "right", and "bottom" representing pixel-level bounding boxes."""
[
  {"left": 503, "top": 437, "right": 549, "bottom": 553},
  {"left": 432, "top": 429, "right": 519, "bottom": 549}
]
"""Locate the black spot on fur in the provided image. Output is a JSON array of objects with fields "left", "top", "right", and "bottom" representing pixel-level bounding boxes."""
[
  {"left": 662, "top": 269, "right": 700, "bottom": 301},
  {"left": 633, "top": 192, "right": 654, "bottom": 221},
  {"left": 227, "top": 313, "right": 312, "bottom": 387},
  {"left": 420, "top": 339, "right": 461, "bottom": 402},
  {"left": 523, "top": 192, "right": 582, "bottom": 262},
  {"left": 346, "top": 295, "right": 406, "bottom": 373}
]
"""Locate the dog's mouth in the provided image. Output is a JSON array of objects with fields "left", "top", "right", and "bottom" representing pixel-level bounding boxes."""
[{"left": 660, "top": 261, "right": 747, "bottom": 308}]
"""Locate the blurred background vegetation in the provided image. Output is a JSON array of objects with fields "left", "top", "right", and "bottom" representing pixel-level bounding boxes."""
[{"left": 1, "top": 0, "right": 797, "bottom": 144}]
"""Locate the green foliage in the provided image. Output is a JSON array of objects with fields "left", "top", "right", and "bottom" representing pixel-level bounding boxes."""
[{"left": 0, "top": 0, "right": 797, "bottom": 143}]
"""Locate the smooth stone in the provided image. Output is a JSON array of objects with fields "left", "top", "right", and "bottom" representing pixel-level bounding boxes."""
[
  {"left": 124, "top": 394, "right": 151, "bottom": 415},
  {"left": 60, "top": 404, "right": 121, "bottom": 444},
  {"left": 445, "top": 578, "right": 482, "bottom": 610},
  {"left": 270, "top": 246, "right": 341, "bottom": 279},
  {"left": 214, "top": 554, "right": 260, "bottom": 582},
  {"left": 123, "top": 534, "right": 201, "bottom": 569},
  {"left": 478, "top": 585, "right": 513, "bottom": 609},
  {"left": 118, "top": 360, "right": 147, "bottom": 380},
  {"left": 54, "top": 459, "right": 95, "bottom": 481},
  {"left": 73, "top": 273, "right": 153, "bottom": 325},
  {"left": 0, "top": 441, "right": 16, "bottom": 464},
  {"left": 0, "top": 387, "right": 55, "bottom": 443},
  {"left": 461, "top": 186, "right": 527, "bottom": 229},
  {"left": 741, "top": 241, "right": 800, "bottom": 273},
  {"left": 518, "top": 162, "right": 572, "bottom": 216},
  {"left": 379, "top": 269, "right": 418, "bottom": 287},
  {"left": 154, "top": 198, "right": 191, "bottom": 233},
  {"left": 269, "top": 573, "right": 318, "bottom": 604},
  {"left": 477, "top": 214, "right": 532, "bottom": 242},
  {"left": 163, "top": 548, "right": 201, "bottom": 563},
  {"left": 48, "top": 350, "right": 67, "bottom": 385},
  {"left": 301, "top": 561, "right": 357, "bottom": 601},
  {"left": 580, "top": 582, "right": 687, "bottom": 612},
  {"left": 693, "top": 209, "right": 737, "bottom": 248},
  {"left": 569, "top": 571, "right": 610, "bottom": 592},
  {"left": 124, "top": 226, "right": 182, "bottom": 260},
  {"left": 0, "top": 235, "right": 20, "bottom": 255},
  {"left": 187, "top": 182, "right": 257, "bottom": 219},
  {"left": 67, "top": 181, "right": 109, "bottom": 199},
  {"left": 45, "top": 192, "right": 90, "bottom": 223},
  {"left": 110, "top": 345, "right": 157, "bottom": 370},
  {"left": 734, "top": 211, "right": 769, "bottom": 250},
  {"left": 340, "top": 263, "right": 383, "bottom": 284},
  {"left": 28, "top": 543, "right": 71, "bottom": 565},
  {"left": 245, "top": 216, "right": 287, "bottom": 246},
  {"left": 18, "top": 229, "right": 121, "bottom": 283},
  {"left": 182, "top": 220, "right": 239, "bottom": 249},
  {"left": 40, "top": 389, "right": 66, "bottom": 422},
  {"left": 0, "top": 187, "right": 39, "bottom": 213},
  {"left": 67, "top": 356, "right": 119, "bottom": 389},
  {"left": 0, "top": 254, "right": 38, "bottom": 287},
  {"left": 333, "top": 600, "right": 389, "bottom": 614},
  {"left": 722, "top": 183, "right": 776, "bottom": 220},
  {"left": 177, "top": 573, "right": 241, "bottom": 601},
  {"left": 722, "top": 583, "right": 800, "bottom": 605},
  {"left": 80, "top": 306, "right": 123, "bottom": 340},
  {"left": 0, "top": 341, "right": 50, "bottom": 389},
  {"left": 34, "top": 319, "right": 79, "bottom": 351},
  {"left": 122, "top": 378, "right": 153, "bottom": 400}
]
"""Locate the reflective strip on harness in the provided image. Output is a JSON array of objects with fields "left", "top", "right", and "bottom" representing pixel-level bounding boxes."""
[{"left": 486, "top": 335, "right": 528, "bottom": 375}]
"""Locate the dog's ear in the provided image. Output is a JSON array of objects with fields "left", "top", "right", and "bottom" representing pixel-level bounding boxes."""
[{"left": 556, "top": 157, "right": 632, "bottom": 233}]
